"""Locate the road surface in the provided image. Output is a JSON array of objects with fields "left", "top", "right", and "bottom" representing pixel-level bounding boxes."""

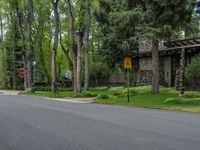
[{"left": 0, "top": 94, "right": 200, "bottom": 150}]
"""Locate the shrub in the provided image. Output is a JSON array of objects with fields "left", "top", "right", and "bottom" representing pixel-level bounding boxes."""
[
  {"left": 185, "top": 57, "right": 200, "bottom": 90},
  {"left": 82, "top": 92, "right": 98, "bottom": 97},
  {"left": 97, "top": 94, "right": 110, "bottom": 99},
  {"left": 164, "top": 98, "right": 200, "bottom": 105},
  {"left": 109, "top": 87, "right": 138, "bottom": 97},
  {"left": 89, "top": 62, "right": 111, "bottom": 87},
  {"left": 74, "top": 92, "right": 97, "bottom": 98},
  {"left": 89, "top": 86, "right": 110, "bottom": 91}
]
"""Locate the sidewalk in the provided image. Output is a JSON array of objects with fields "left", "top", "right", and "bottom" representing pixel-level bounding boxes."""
[
  {"left": 48, "top": 97, "right": 95, "bottom": 104},
  {"left": 0, "top": 90, "right": 20, "bottom": 95},
  {"left": 0, "top": 90, "right": 95, "bottom": 104}
]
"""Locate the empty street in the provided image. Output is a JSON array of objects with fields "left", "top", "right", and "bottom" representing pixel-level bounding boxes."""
[{"left": 0, "top": 94, "right": 200, "bottom": 150}]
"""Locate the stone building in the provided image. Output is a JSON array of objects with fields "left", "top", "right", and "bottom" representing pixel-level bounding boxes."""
[{"left": 137, "top": 37, "right": 200, "bottom": 87}]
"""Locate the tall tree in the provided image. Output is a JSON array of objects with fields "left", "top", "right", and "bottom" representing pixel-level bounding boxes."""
[
  {"left": 95, "top": 0, "right": 141, "bottom": 67},
  {"left": 83, "top": 0, "right": 91, "bottom": 90},
  {"left": 65, "top": 0, "right": 77, "bottom": 92},
  {"left": 142, "top": 0, "right": 195, "bottom": 94},
  {"left": 27, "top": 0, "right": 34, "bottom": 92},
  {"left": 15, "top": 0, "right": 28, "bottom": 91},
  {"left": 51, "top": 0, "right": 60, "bottom": 93}
]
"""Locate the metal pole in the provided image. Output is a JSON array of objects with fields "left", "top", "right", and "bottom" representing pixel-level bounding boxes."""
[{"left": 127, "top": 69, "right": 130, "bottom": 102}]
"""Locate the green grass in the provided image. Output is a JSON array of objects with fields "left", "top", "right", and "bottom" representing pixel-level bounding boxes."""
[
  {"left": 21, "top": 86, "right": 200, "bottom": 113},
  {"left": 20, "top": 91, "right": 76, "bottom": 98},
  {"left": 95, "top": 86, "right": 200, "bottom": 113}
]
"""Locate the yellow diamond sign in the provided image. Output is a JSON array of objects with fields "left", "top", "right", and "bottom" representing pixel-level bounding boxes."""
[{"left": 124, "top": 57, "right": 132, "bottom": 69}]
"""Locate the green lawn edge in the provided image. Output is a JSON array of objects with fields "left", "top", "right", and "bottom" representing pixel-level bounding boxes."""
[{"left": 21, "top": 86, "right": 200, "bottom": 113}]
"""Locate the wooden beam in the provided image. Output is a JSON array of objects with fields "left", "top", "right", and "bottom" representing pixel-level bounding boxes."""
[{"left": 161, "top": 44, "right": 200, "bottom": 51}]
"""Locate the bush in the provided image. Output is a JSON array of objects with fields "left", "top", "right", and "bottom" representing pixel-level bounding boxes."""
[
  {"left": 109, "top": 87, "right": 138, "bottom": 97},
  {"left": 97, "top": 94, "right": 110, "bottom": 99},
  {"left": 89, "top": 62, "right": 111, "bottom": 87},
  {"left": 74, "top": 92, "right": 97, "bottom": 98},
  {"left": 89, "top": 86, "right": 110, "bottom": 91},
  {"left": 82, "top": 92, "right": 98, "bottom": 97},
  {"left": 185, "top": 57, "right": 200, "bottom": 90},
  {"left": 164, "top": 98, "right": 200, "bottom": 105}
]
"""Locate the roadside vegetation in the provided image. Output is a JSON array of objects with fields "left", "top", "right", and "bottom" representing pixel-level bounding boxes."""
[{"left": 22, "top": 86, "right": 200, "bottom": 113}]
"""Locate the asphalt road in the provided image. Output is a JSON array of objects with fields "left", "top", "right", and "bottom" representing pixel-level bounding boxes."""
[{"left": 0, "top": 94, "right": 200, "bottom": 150}]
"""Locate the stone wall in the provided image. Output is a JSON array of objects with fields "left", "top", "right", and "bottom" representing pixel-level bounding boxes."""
[
  {"left": 137, "top": 57, "right": 165, "bottom": 86},
  {"left": 139, "top": 37, "right": 166, "bottom": 53},
  {"left": 137, "top": 70, "right": 153, "bottom": 86},
  {"left": 139, "top": 38, "right": 153, "bottom": 53},
  {"left": 137, "top": 37, "right": 167, "bottom": 86},
  {"left": 139, "top": 58, "right": 153, "bottom": 70}
]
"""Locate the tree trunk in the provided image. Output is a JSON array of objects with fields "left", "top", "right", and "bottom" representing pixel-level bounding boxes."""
[
  {"left": 59, "top": 28, "right": 73, "bottom": 71},
  {"left": 27, "top": 0, "right": 34, "bottom": 92},
  {"left": 51, "top": 0, "right": 60, "bottom": 93},
  {"left": 12, "top": 13, "right": 17, "bottom": 90},
  {"left": 151, "top": 39, "right": 159, "bottom": 94},
  {"left": 83, "top": 0, "right": 91, "bottom": 90},
  {"left": 15, "top": 0, "right": 28, "bottom": 91},
  {"left": 65, "top": 0, "right": 77, "bottom": 92},
  {"left": 179, "top": 48, "right": 185, "bottom": 97},
  {"left": 0, "top": 14, "right": 3, "bottom": 42},
  {"left": 76, "top": 32, "right": 82, "bottom": 93}
]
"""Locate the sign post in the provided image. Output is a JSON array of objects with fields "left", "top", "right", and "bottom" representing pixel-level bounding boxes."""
[{"left": 124, "top": 57, "right": 132, "bottom": 102}]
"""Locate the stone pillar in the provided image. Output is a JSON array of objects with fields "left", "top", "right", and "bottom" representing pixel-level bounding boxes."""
[{"left": 179, "top": 48, "right": 185, "bottom": 97}]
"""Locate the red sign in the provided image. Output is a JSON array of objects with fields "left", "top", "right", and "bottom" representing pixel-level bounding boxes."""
[{"left": 18, "top": 68, "right": 25, "bottom": 78}]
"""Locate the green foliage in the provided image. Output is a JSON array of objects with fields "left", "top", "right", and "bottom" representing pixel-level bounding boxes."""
[
  {"left": 164, "top": 98, "right": 200, "bottom": 105},
  {"left": 82, "top": 91, "right": 98, "bottom": 97},
  {"left": 89, "top": 86, "right": 110, "bottom": 91},
  {"left": 95, "top": 0, "right": 141, "bottom": 67},
  {"left": 89, "top": 62, "right": 110, "bottom": 87},
  {"left": 95, "top": 86, "right": 200, "bottom": 112},
  {"left": 109, "top": 87, "right": 138, "bottom": 97},
  {"left": 185, "top": 57, "right": 200, "bottom": 90},
  {"left": 142, "top": 0, "right": 194, "bottom": 39},
  {"left": 95, "top": 0, "right": 195, "bottom": 67},
  {"left": 185, "top": 57, "right": 200, "bottom": 78},
  {"left": 97, "top": 93, "right": 110, "bottom": 99},
  {"left": 23, "top": 85, "right": 200, "bottom": 112}
]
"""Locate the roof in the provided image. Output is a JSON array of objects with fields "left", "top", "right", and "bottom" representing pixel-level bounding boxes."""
[
  {"left": 139, "top": 37, "right": 200, "bottom": 58},
  {"left": 164, "top": 37, "right": 200, "bottom": 48}
]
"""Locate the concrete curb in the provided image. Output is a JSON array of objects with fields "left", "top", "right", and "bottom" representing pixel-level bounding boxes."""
[
  {"left": 46, "top": 97, "right": 95, "bottom": 104},
  {"left": 0, "top": 90, "right": 20, "bottom": 95}
]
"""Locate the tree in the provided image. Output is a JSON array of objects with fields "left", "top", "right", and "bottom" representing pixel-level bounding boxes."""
[
  {"left": 51, "top": 0, "right": 60, "bottom": 93},
  {"left": 95, "top": 0, "right": 140, "bottom": 67},
  {"left": 65, "top": 0, "right": 77, "bottom": 92},
  {"left": 141, "top": 0, "right": 195, "bottom": 94},
  {"left": 15, "top": 0, "right": 28, "bottom": 91},
  {"left": 83, "top": 0, "right": 91, "bottom": 90},
  {"left": 26, "top": 0, "right": 34, "bottom": 92}
]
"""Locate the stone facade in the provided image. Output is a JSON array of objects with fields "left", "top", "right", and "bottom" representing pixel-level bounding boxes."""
[
  {"left": 139, "top": 38, "right": 153, "bottom": 53},
  {"left": 139, "top": 37, "right": 166, "bottom": 53},
  {"left": 137, "top": 70, "right": 153, "bottom": 86},
  {"left": 137, "top": 57, "right": 165, "bottom": 86},
  {"left": 139, "top": 58, "right": 152, "bottom": 70}
]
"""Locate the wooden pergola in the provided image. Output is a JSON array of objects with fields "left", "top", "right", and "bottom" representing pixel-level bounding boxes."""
[{"left": 166, "top": 38, "right": 200, "bottom": 97}]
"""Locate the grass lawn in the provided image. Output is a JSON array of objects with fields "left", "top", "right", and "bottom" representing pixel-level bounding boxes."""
[
  {"left": 20, "top": 91, "right": 76, "bottom": 98},
  {"left": 95, "top": 86, "right": 200, "bottom": 113},
  {"left": 22, "top": 86, "right": 200, "bottom": 113}
]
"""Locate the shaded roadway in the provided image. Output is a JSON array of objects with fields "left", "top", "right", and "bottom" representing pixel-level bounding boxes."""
[{"left": 0, "top": 94, "right": 199, "bottom": 150}]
